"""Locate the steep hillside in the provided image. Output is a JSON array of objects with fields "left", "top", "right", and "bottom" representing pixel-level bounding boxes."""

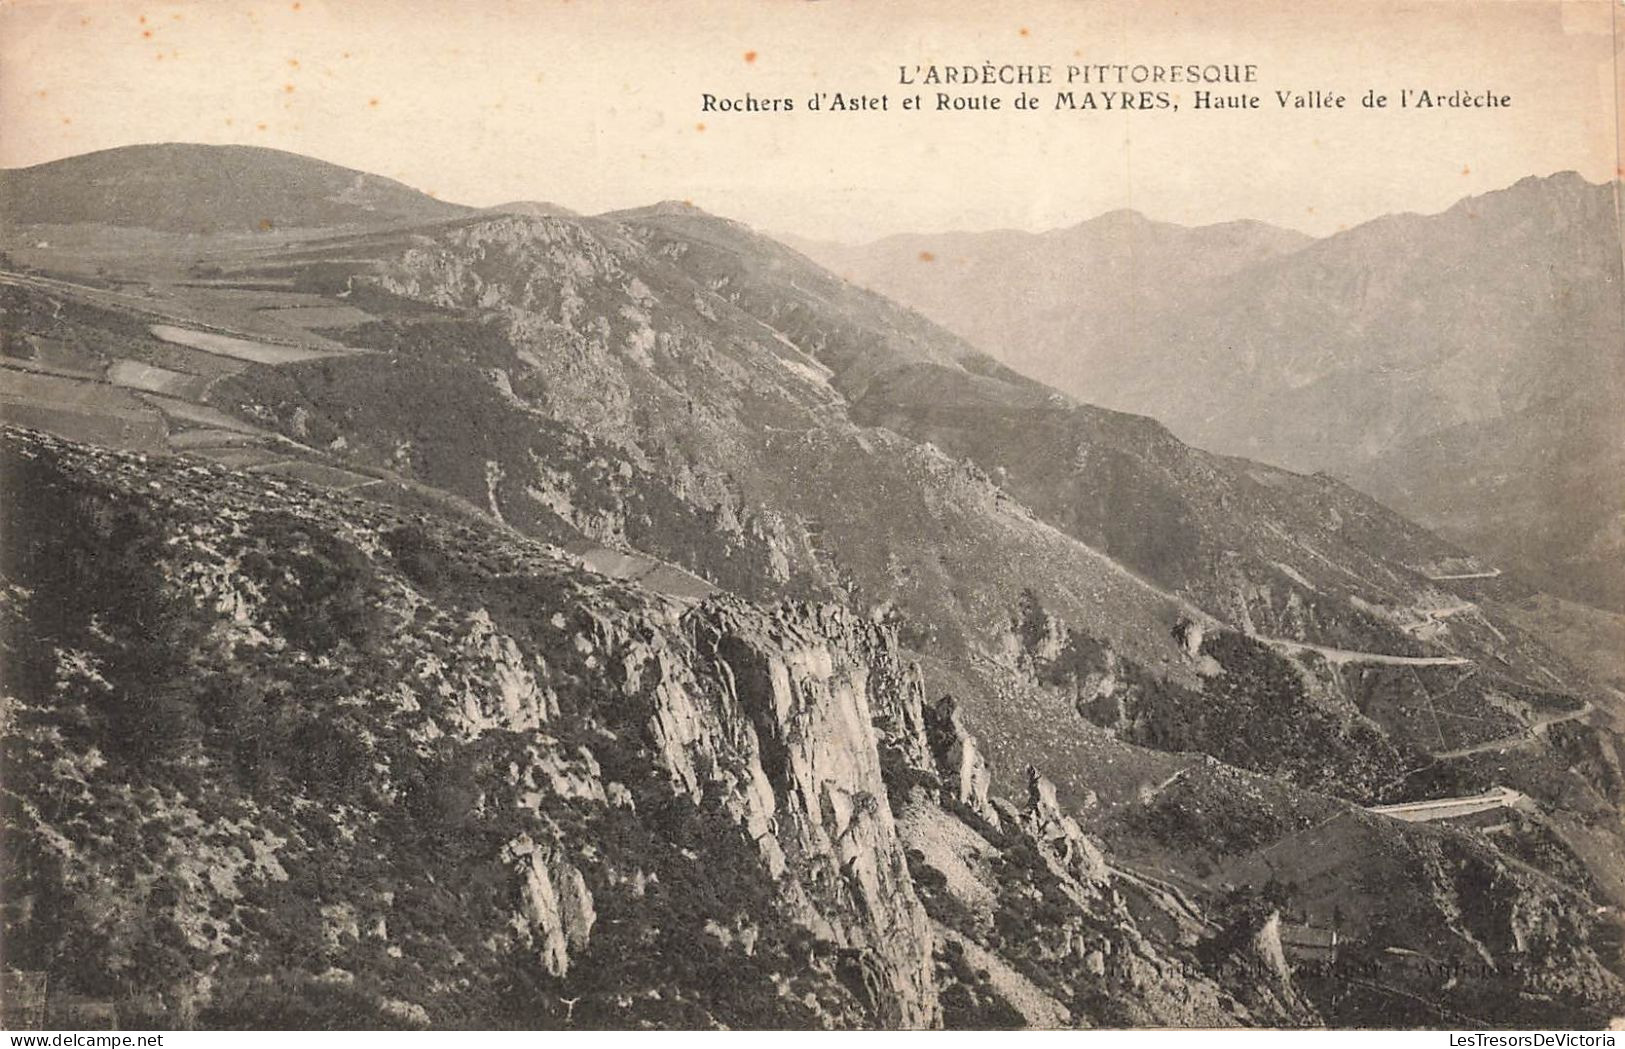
[
  {"left": 5, "top": 193, "right": 1604, "bottom": 814},
  {"left": 1, "top": 144, "right": 472, "bottom": 234},
  {"left": 1098, "top": 761, "right": 1625, "bottom": 1029},
  {"left": 7, "top": 428, "right": 1618, "bottom": 1028},
  {"left": 1355, "top": 388, "right": 1625, "bottom": 612},
  {"left": 1, "top": 427, "right": 1324, "bottom": 1030},
  {"left": 175, "top": 209, "right": 1601, "bottom": 792}
]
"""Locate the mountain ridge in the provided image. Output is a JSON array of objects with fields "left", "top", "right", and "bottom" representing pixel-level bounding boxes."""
[{"left": 1, "top": 143, "right": 474, "bottom": 234}]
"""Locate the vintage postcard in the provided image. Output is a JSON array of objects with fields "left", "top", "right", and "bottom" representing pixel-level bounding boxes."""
[{"left": 1, "top": 0, "right": 1622, "bottom": 1034}]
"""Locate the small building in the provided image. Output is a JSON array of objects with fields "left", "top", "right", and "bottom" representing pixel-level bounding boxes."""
[{"left": 1280, "top": 922, "right": 1339, "bottom": 965}]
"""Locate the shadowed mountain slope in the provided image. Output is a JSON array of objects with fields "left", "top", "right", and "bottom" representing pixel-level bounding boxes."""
[
  {"left": 1, "top": 143, "right": 473, "bottom": 234},
  {"left": 795, "top": 174, "right": 1625, "bottom": 612}
]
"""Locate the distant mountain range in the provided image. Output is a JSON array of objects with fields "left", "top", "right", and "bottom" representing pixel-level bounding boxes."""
[
  {"left": 794, "top": 174, "right": 1625, "bottom": 612},
  {"left": 783, "top": 211, "right": 1313, "bottom": 391},
  {"left": 483, "top": 200, "right": 580, "bottom": 218}
]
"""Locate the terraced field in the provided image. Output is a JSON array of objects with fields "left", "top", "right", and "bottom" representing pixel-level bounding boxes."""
[
  {"left": 106, "top": 359, "right": 208, "bottom": 399},
  {"left": 147, "top": 324, "right": 345, "bottom": 365},
  {"left": 0, "top": 368, "right": 168, "bottom": 452}
]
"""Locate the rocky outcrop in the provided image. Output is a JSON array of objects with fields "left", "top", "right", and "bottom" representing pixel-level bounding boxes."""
[
  {"left": 868, "top": 657, "right": 935, "bottom": 776},
  {"left": 923, "top": 696, "right": 1000, "bottom": 828},
  {"left": 1174, "top": 618, "right": 1206, "bottom": 660},
  {"left": 685, "top": 604, "right": 940, "bottom": 1028},
  {"left": 1251, "top": 911, "right": 1291, "bottom": 989},
  {"left": 432, "top": 610, "right": 560, "bottom": 735},
  {"left": 1020, "top": 767, "right": 1108, "bottom": 885},
  {"left": 503, "top": 833, "right": 597, "bottom": 978},
  {"left": 561, "top": 595, "right": 941, "bottom": 1027},
  {"left": 1218, "top": 908, "right": 1318, "bottom": 1025}
]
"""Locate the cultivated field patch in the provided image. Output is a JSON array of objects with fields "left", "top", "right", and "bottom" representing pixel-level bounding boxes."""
[
  {"left": 106, "top": 359, "right": 208, "bottom": 399},
  {"left": 148, "top": 324, "right": 342, "bottom": 364}
]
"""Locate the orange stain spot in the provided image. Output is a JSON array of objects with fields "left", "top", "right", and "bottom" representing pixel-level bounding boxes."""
[
  {"left": 258, "top": 219, "right": 274, "bottom": 231},
  {"left": 256, "top": 122, "right": 267, "bottom": 130},
  {"left": 695, "top": 122, "right": 706, "bottom": 131},
  {"left": 288, "top": 58, "right": 300, "bottom": 67},
  {"left": 1306, "top": 206, "right": 1316, "bottom": 215},
  {"left": 61, "top": 117, "right": 72, "bottom": 125},
  {"left": 1461, "top": 165, "right": 1471, "bottom": 175},
  {"left": 155, "top": 52, "right": 164, "bottom": 60},
  {"left": 918, "top": 251, "right": 935, "bottom": 262},
  {"left": 743, "top": 50, "right": 757, "bottom": 64},
  {"left": 291, "top": 1, "right": 301, "bottom": 9},
  {"left": 1018, "top": 26, "right": 1030, "bottom": 36},
  {"left": 36, "top": 89, "right": 46, "bottom": 98},
  {"left": 283, "top": 83, "right": 295, "bottom": 93},
  {"left": 142, "top": 29, "right": 152, "bottom": 38},
  {"left": 139, "top": 14, "right": 147, "bottom": 24},
  {"left": 225, "top": 117, "right": 234, "bottom": 125},
  {"left": 368, "top": 97, "right": 379, "bottom": 107}
]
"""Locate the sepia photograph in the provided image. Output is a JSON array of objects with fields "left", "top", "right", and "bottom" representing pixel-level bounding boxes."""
[{"left": 0, "top": 0, "right": 1622, "bottom": 1034}]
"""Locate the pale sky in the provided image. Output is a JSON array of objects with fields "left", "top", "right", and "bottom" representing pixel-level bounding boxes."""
[{"left": 2, "top": 0, "right": 1620, "bottom": 241}]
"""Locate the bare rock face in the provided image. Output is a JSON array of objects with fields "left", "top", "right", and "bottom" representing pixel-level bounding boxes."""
[
  {"left": 1071, "top": 653, "right": 1125, "bottom": 728},
  {"left": 1250, "top": 911, "right": 1292, "bottom": 989},
  {"left": 503, "top": 833, "right": 597, "bottom": 977},
  {"left": 923, "top": 695, "right": 1000, "bottom": 828},
  {"left": 435, "top": 609, "right": 559, "bottom": 735},
  {"left": 694, "top": 604, "right": 940, "bottom": 1029},
  {"left": 869, "top": 657, "right": 936, "bottom": 776},
  {"left": 1020, "top": 767, "right": 1108, "bottom": 885},
  {"left": 1173, "top": 618, "right": 1205, "bottom": 660},
  {"left": 580, "top": 598, "right": 940, "bottom": 1028},
  {"left": 1075, "top": 666, "right": 1119, "bottom": 707}
]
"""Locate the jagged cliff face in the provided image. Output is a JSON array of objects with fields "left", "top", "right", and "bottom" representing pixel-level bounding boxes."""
[
  {"left": 0, "top": 428, "right": 930, "bottom": 1027},
  {"left": 1, "top": 428, "right": 1314, "bottom": 1029}
]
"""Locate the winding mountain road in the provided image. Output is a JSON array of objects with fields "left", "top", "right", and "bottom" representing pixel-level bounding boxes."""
[
  {"left": 1431, "top": 702, "right": 1595, "bottom": 760},
  {"left": 1367, "top": 786, "right": 1528, "bottom": 823},
  {"left": 1258, "top": 637, "right": 1472, "bottom": 668}
]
